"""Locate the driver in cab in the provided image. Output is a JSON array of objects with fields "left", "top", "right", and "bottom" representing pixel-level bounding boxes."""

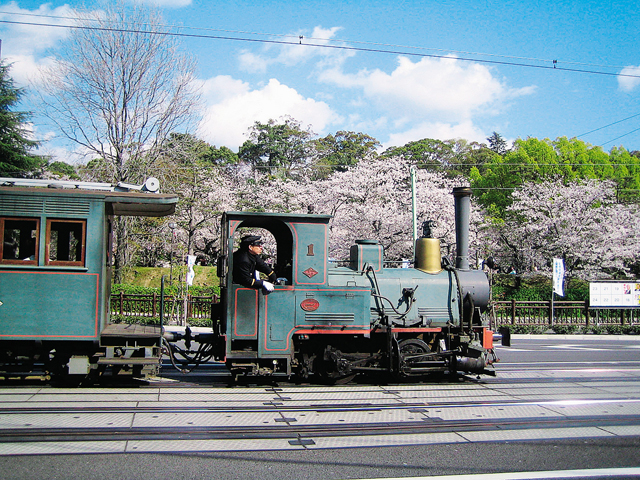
[{"left": 233, "top": 235, "right": 277, "bottom": 294}]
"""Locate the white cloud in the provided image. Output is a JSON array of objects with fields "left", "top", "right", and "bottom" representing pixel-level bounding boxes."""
[
  {"left": 0, "top": 3, "right": 73, "bottom": 55},
  {"left": 39, "top": 143, "right": 93, "bottom": 166},
  {"left": 386, "top": 120, "right": 488, "bottom": 149},
  {"left": 199, "top": 75, "right": 250, "bottom": 104},
  {"left": 238, "top": 26, "right": 353, "bottom": 73},
  {"left": 321, "top": 56, "right": 533, "bottom": 123},
  {"left": 5, "top": 54, "right": 57, "bottom": 86},
  {"left": 277, "top": 26, "right": 345, "bottom": 66},
  {"left": 197, "top": 77, "right": 340, "bottom": 149},
  {"left": 0, "top": 3, "right": 75, "bottom": 86},
  {"left": 238, "top": 51, "right": 270, "bottom": 74},
  {"left": 317, "top": 55, "right": 535, "bottom": 147},
  {"left": 618, "top": 66, "right": 640, "bottom": 92}
]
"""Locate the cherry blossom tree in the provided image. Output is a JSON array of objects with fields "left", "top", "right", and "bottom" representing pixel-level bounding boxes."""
[
  {"left": 312, "top": 156, "right": 472, "bottom": 263},
  {"left": 237, "top": 155, "right": 479, "bottom": 264},
  {"left": 154, "top": 134, "right": 237, "bottom": 265},
  {"left": 496, "top": 178, "right": 639, "bottom": 278}
]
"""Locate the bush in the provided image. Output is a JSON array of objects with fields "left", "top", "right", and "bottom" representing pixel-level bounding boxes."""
[
  {"left": 502, "top": 324, "right": 548, "bottom": 334},
  {"left": 110, "top": 315, "right": 211, "bottom": 328},
  {"left": 587, "top": 324, "right": 605, "bottom": 335},
  {"left": 552, "top": 324, "right": 580, "bottom": 335},
  {"left": 112, "top": 283, "right": 220, "bottom": 297},
  {"left": 492, "top": 274, "right": 589, "bottom": 302}
]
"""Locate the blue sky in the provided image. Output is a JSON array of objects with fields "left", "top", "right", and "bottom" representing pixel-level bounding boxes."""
[{"left": 1, "top": 0, "right": 640, "bottom": 163}]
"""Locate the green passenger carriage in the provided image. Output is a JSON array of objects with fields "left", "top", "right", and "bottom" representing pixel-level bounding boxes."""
[{"left": 0, "top": 178, "right": 177, "bottom": 381}]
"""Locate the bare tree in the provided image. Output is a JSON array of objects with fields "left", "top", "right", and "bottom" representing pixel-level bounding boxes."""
[
  {"left": 36, "top": 0, "right": 200, "bottom": 183},
  {"left": 36, "top": 0, "right": 200, "bottom": 282}
]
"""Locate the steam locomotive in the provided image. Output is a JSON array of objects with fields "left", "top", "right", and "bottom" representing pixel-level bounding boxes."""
[{"left": 0, "top": 177, "right": 496, "bottom": 383}]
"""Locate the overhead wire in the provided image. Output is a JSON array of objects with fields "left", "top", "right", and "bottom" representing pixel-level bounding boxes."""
[
  {"left": 601, "top": 126, "right": 640, "bottom": 146},
  {"left": 0, "top": 9, "right": 632, "bottom": 71},
  {"left": 0, "top": 15, "right": 638, "bottom": 79},
  {"left": 576, "top": 112, "right": 640, "bottom": 138},
  {"left": 2, "top": 10, "right": 640, "bottom": 150}
]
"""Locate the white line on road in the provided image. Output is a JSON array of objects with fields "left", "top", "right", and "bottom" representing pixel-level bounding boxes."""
[{"left": 356, "top": 466, "right": 640, "bottom": 479}]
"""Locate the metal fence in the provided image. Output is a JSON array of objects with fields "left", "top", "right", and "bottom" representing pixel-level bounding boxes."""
[
  {"left": 110, "top": 292, "right": 217, "bottom": 325},
  {"left": 110, "top": 294, "right": 639, "bottom": 329},
  {"left": 492, "top": 300, "right": 639, "bottom": 327}
]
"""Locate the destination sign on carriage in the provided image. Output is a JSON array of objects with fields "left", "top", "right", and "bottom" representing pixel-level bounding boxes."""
[{"left": 589, "top": 282, "right": 640, "bottom": 308}]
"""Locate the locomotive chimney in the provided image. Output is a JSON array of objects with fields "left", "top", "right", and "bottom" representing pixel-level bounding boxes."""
[{"left": 453, "top": 187, "right": 472, "bottom": 270}]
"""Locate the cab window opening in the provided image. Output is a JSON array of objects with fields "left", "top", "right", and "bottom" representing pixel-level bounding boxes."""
[
  {"left": 232, "top": 228, "right": 276, "bottom": 285},
  {"left": 231, "top": 224, "right": 294, "bottom": 285},
  {"left": 46, "top": 219, "right": 86, "bottom": 266},
  {"left": 0, "top": 217, "right": 39, "bottom": 264}
]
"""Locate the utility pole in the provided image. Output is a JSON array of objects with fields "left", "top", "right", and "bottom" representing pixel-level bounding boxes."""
[{"left": 411, "top": 166, "right": 417, "bottom": 247}]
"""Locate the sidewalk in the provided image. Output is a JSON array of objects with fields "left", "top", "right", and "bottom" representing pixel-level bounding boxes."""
[{"left": 504, "top": 333, "right": 640, "bottom": 341}]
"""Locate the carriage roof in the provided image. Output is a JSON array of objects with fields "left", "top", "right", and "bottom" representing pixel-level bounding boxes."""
[{"left": 0, "top": 179, "right": 178, "bottom": 217}]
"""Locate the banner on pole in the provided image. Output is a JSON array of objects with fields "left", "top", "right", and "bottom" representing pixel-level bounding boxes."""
[
  {"left": 186, "top": 255, "right": 196, "bottom": 286},
  {"left": 553, "top": 258, "right": 565, "bottom": 297}
]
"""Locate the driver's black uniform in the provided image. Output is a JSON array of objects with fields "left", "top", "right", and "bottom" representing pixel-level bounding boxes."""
[{"left": 233, "top": 248, "right": 276, "bottom": 289}]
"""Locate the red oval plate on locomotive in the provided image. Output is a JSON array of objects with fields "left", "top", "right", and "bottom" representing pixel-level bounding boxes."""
[{"left": 300, "top": 298, "right": 320, "bottom": 312}]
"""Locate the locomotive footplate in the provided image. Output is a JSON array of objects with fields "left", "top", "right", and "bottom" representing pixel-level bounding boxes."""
[
  {"left": 98, "top": 324, "right": 162, "bottom": 376},
  {"left": 100, "top": 323, "right": 162, "bottom": 342}
]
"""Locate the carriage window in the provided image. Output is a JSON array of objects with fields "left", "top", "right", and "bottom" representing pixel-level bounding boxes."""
[
  {"left": 0, "top": 218, "right": 39, "bottom": 264},
  {"left": 46, "top": 220, "right": 86, "bottom": 266}
]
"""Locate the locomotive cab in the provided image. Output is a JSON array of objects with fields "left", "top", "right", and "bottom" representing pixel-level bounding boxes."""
[{"left": 216, "top": 211, "right": 368, "bottom": 376}]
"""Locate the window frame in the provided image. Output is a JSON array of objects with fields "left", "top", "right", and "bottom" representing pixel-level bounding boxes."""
[
  {"left": 45, "top": 219, "right": 87, "bottom": 267},
  {"left": 0, "top": 217, "right": 40, "bottom": 265}
]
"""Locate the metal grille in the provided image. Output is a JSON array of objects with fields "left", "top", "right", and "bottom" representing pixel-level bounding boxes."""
[
  {"left": 418, "top": 307, "right": 450, "bottom": 319},
  {"left": 44, "top": 198, "right": 91, "bottom": 216},
  {"left": 0, "top": 196, "right": 44, "bottom": 215},
  {"left": 304, "top": 312, "right": 355, "bottom": 323}
]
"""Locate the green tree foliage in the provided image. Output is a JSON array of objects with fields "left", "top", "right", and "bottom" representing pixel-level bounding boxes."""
[
  {"left": 311, "top": 130, "right": 380, "bottom": 178},
  {"left": 203, "top": 145, "right": 239, "bottom": 166},
  {"left": 486, "top": 131, "right": 508, "bottom": 155},
  {"left": 382, "top": 138, "right": 454, "bottom": 169},
  {"left": 610, "top": 146, "right": 640, "bottom": 203},
  {"left": 0, "top": 62, "right": 43, "bottom": 177},
  {"left": 381, "top": 138, "right": 495, "bottom": 177},
  {"left": 46, "top": 161, "right": 79, "bottom": 179},
  {"left": 161, "top": 133, "right": 212, "bottom": 166},
  {"left": 471, "top": 136, "right": 640, "bottom": 217},
  {"left": 238, "top": 117, "right": 315, "bottom": 176}
]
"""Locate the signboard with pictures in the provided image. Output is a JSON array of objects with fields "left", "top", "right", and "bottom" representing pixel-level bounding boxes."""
[{"left": 589, "top": 282, "right": 640, "bottom": 308}]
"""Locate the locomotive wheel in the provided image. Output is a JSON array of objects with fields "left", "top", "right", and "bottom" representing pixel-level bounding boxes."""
[
  {"left": 398, "top": 338, "right": 431, "bottom": 377},
  {"left": 398, "top": 338, "right": 430, "bottom": 355}
]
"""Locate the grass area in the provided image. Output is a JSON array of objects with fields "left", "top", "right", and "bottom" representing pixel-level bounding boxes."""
[{"left": 120, "top": 266, "right": 219, "bottom": 288}]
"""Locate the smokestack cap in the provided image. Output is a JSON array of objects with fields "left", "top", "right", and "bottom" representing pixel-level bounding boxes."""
[{"left": 453, "top": 186, "right": 472, "bottom": 197}]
